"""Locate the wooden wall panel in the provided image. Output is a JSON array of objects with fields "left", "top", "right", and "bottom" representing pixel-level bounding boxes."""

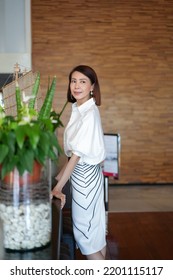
[{"left": 31, "top": 0, "right": 173, "bottom": 184}]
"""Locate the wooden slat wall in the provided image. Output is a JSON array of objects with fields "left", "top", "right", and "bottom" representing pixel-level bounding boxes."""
[{"left": 31, "top": 0, "right": 173, "bottom": 184}]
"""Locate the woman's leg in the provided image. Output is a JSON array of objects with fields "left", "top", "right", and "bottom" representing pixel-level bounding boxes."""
[
  {"left": 101, "top": 245, "right": 107, "bottom": 259},
  {"left": 86, "top": 251, "right": 104, "bottom": 260},
  {"left": 86, "top": 245, "right": 107, "bottom": 260}
]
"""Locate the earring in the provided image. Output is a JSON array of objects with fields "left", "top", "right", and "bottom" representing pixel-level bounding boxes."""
[
  {"left": 71, "top": 94, "right": 74, "bottom": 100},
  {"left": 90, "top": 90, "right": 93, "bottom": 96}
]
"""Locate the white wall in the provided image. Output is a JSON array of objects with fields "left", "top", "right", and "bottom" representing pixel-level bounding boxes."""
[
  {"left": 0, "top": 0, "right": 31, "bottom": 73},
  {"left": 0, "top": 92, "right": 3, "bottom": 106}
]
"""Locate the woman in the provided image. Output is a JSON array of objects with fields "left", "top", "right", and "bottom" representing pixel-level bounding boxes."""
[{"left": 52, "top": 65, "right": 106, "bottom": 260}]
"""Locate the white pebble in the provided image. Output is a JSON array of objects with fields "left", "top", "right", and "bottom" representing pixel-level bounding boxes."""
[{"left": 0, "top": 203, "right": 51, "bottom": 250}]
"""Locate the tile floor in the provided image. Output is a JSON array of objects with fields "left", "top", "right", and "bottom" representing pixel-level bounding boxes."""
[{"left": 108, "top": 185, "right": 173, "bottom": 212}]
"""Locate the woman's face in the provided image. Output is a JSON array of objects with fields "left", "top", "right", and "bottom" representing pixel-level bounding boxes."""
[{"left": 70, "top": 71, "right": 94, "bottom": 105}]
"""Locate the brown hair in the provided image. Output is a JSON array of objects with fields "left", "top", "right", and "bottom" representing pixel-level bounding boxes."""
[{"left": 67, "top": 65, "right": 101, "bottom": 106}]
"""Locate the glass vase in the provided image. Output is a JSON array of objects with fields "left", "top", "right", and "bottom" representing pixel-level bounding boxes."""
[{"left": 0, "top": 163, "right": 51, "bottom": 251}]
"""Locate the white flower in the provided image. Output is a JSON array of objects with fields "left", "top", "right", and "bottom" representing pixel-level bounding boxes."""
[{"left": 22, "top": 91, "right": 33, "bottom": 103}]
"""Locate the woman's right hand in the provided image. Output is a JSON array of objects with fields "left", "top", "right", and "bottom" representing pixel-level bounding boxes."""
[{"left": 51, "top": 188, "right": 66, "bottom": 209}]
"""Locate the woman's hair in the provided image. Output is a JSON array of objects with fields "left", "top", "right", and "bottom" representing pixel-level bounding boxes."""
[{"left": 67, "top": 65, "right": 101, "bottom": 106}]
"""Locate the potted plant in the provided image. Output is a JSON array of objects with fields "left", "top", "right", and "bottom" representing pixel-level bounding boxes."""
[
  {"left": 0, "top": 72, "right": 66, "bottom": 184},
  {"left": 0, "top": 72, "right": 67, "bottom": 251}
]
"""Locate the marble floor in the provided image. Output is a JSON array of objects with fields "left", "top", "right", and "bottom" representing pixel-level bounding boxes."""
[{"left": 108, "top": 185, "right": 173, "bottom": 212}]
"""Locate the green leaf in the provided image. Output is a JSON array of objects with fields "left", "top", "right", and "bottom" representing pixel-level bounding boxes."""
[
  {"left": 49, "top": 132, "right": 62, "bottom": 154},
  {"left": 0, "top": 156, "right": 18, "bottom": 179},
  {"left": 15, "top": 124, "right": 40, "bottom": 150},
  {"left": 5, "top": 131, "right": 16, "bottom": 153},
  {"left": 39, "top": 132, "right": 50, "bottom": 155},
  {"left": 47, "top": 148, "right": 58, "bottom": 160},
  {"left": 38, "top": 76, "right": 56, "bottom": 120},
  {"left": 19, "top": 149, "right": 34, "bottom": 173},
  {"left": 0, "top": 144, "right": 9, "bottom": 163},
  {"left": 34, "top": 149, "right": 46, "bottom": 165},
  {"left": 15, "top": 125, "right": 27, "bottom": 149},
  {"left": 16, "top": 162, "right": 26, "bottom": 175},
  {"left": 28, "top": 72, "right": 40, "bottom": 109},
  {"left": 27, "top": 124, "right": 40, "bottom": 149},
  {"left": 15, "top": 82, "right": 23, "bottom": 117}
]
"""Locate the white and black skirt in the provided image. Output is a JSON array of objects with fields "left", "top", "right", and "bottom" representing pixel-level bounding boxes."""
[{"left": 70, "top": 162, "right": 106, "bottom": 255}]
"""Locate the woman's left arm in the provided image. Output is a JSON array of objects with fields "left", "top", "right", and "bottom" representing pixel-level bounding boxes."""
[{"left": 51, "top": 153, "right": 80, "bottom": 208}]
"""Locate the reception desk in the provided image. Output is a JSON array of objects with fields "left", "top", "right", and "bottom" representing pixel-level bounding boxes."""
[{"left": 3, "top": 198, "right": 62, "bottom": 260}]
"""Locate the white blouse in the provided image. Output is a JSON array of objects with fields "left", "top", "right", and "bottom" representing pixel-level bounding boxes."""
[{"left": 64, "top": 98, "right": 106, "bottom": 165}]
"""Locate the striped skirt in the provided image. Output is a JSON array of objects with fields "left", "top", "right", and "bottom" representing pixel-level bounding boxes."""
[{"left": 70, "top": 162, "right": 106, "bottom": 255}]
